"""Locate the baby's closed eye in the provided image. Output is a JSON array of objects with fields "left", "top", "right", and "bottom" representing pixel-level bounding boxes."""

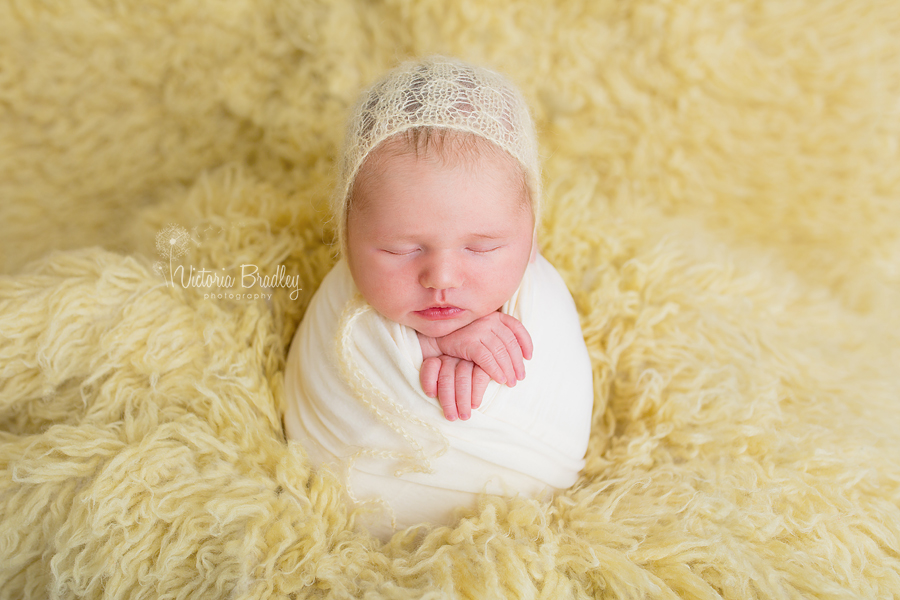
[
  {"left": 466, "top": 245, "right": 503, "bottom": 254},
  {"left": 382, "top": 247, "right": 420, "bottom": 256}
]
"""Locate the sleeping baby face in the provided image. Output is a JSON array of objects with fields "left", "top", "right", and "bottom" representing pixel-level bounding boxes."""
[{"left": 346, "top": 132, "right": 535, "bottom": 339}]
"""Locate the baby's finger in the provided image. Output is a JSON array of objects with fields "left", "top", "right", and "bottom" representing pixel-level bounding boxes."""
[
  {"left": 483, "top": 333, "right": 517, "bottom": 388},
  {"left": 420, "top": 357, "right": 442, "bottom": 399},
  {"left": 454, "top": 360, "right": 474, "bottom": 420},
  {"left": 471, "top": 366, "right": 490, "bottom": 410},
  {"left": 499, "top": 313, "right": 534, "bottom": 361},
  {"left": 495, "top": 326, "right": 526, "bottom": 383},
  {"left": 470, "top": 343, "right": 507, "bottom": 385},
  {"left": 436, "top": 356, "right": 459, "bottom": 421}
]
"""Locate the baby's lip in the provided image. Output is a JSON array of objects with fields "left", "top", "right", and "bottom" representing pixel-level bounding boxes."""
[{"left": 415, "top": 306, "right": 464, "bottom": 320}]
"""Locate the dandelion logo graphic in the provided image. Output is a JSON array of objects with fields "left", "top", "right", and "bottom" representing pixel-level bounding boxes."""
[{"left": 154, "top": 223, "right": 191, "bottom": 286}]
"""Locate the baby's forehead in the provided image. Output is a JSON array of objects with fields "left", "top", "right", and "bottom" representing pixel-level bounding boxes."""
[
  {"left": 349, "top": 136, "right": 528, "bottom": 220},
  {"left": 347, "top": 132, "right": 531, "bottom": 232}
]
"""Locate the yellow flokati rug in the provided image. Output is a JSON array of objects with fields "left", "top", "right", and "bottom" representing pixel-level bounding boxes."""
[{"left": 2, "top": 1, "right": 899, "bottom": 598}]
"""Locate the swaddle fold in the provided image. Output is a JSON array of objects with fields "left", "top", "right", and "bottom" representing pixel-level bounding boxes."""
[{"left": 284, "top": 256, "right": 593, "bottom": 540}]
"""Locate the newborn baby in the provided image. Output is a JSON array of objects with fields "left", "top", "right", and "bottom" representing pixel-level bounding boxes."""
[{"left": 283, "top": 56, "right": 593, "bottom": 540}]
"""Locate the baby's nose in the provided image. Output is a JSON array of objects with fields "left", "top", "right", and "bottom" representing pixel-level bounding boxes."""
[{"left": 419, "top": 254, "right": 461, "bottom": 290}]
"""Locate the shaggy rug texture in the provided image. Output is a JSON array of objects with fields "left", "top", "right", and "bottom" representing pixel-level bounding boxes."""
[{"left": 2, "top": 1, "right": 899, "bottom": 598}]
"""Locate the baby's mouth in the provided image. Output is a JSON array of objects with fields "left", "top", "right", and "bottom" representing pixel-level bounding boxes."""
[{"left": 415, "top": 306, "right": 463, "bottom": 320}]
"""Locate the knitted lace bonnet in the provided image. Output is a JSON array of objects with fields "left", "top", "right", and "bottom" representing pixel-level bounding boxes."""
[{"left": 334, "top": 55, "right": 542, "bottom": 253}]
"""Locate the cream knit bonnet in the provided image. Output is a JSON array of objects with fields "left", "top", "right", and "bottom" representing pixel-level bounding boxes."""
[{"left": 334, "top": 55, "right": 542, "bottom": 253}]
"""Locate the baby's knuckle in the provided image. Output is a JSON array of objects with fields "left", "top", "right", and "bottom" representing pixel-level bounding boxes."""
[{"left": 474, "top": 349, "right": 491, "bottom": 364}]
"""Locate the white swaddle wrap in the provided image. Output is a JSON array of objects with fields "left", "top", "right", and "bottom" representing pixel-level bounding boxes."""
[{"left": 283, "top": 255, "right": 593, "bottom": 540}]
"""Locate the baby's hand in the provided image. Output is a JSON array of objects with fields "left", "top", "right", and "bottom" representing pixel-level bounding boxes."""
[
  {"left": 416, "top": 312, "right": 532, "bottom": 421},
  {"left": 432, "top": 312, "right": 533, "bottom": 388},
  {"left": 419, "top": 356, "right": 491, "bottom": 421}
]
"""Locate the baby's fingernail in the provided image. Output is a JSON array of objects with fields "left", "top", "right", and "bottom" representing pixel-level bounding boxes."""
[
  {"left": 460, "top": 413, "right": 469, "bottom": 420},
  {"left": 447, "top": 414, "right": 457, "bottom": 421}
]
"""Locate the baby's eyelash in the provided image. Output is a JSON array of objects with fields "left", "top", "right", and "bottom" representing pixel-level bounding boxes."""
[
  {"left": 383, "top": 248, "right": 418, "bottom": 256},
  {"left": 467, "top": 246, "right": 500, "bottom": 254}
]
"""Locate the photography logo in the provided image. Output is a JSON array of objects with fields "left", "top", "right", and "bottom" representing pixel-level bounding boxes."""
[{"left": 153, "top": 223, "right": 302, "bottom": 300}]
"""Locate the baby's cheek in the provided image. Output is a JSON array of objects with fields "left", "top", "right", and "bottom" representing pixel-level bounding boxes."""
[
  {"left": 354, "top": 276, "right": 392, "bottom": 314},
  {"left": 497, "top": 267, "right": 526, "bottom": 297}
]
